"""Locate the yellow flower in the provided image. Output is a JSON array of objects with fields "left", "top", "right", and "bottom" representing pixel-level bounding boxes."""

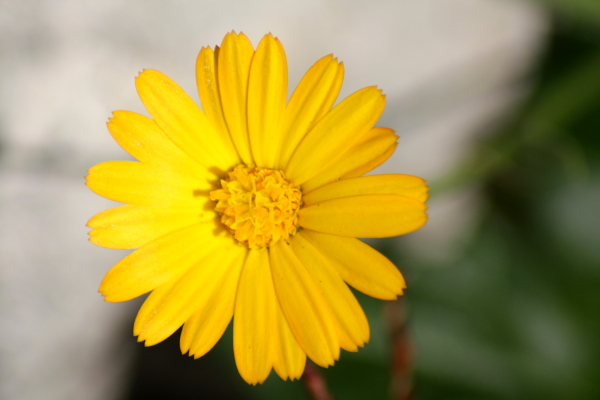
[{"left": 87, "top": 31, "right": 428, "bottom": 384}]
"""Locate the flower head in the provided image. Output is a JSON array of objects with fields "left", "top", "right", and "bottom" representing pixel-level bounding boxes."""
[{"left": 87, "top": 31, "right": 428, "bottom": 384}]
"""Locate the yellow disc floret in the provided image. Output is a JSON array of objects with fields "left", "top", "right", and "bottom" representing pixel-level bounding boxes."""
[{"left": 210, "top": 165, "right": 302, "bottom": 249}]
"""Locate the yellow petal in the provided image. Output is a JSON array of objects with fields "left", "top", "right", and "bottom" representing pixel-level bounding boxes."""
[
  {"left": 135, "top": 69, "right": 239, "bottom": 175},
  {"left": 304, "top": 174, "right": 429, "bottom": 206},
  {"left": 277, "top": 55, "right": 344, "bottom": 169},
  {"left": 272, "top": 303, "right": 306, "bottom": 381},
  {"left": 299, "top": 194, "right": 428, "bottom": 238},
  {"left": 107, "top": 110, "right": 215, "bottom": 181},
  {"left": 218, "top": 31, "right": 255, "bottom": 165},
  {"left": 88, "top": 205, "right": 216, "bottom": 249},
  {"left": 179, "top": 244, "right": 247, "bottom": 358},
  {"left": 342, "top": 142, "right": 397, "bottom": 179},
  {"left": 301, "top": 128, "right": 398, "bottom": 193},
  {"left": 233, "top": 249, "right": 305, "bottom": 383},
  {"left": 195, "top": 46, "right": 239, "bottom": 157},
  {"left": 133, "top": 279, "right": 175, "bottom": 340},
  {"left": 86, "top": 161, "right": 211, "bottom": 207},
  {"left": 99, "top": 221, "right": 223, "bottom": 302},
  {"left": 269, "top": 241, "right": 339, "bottom": 367},
  {"left": 290, "top": 234, "right": 370, "bottom": 352},
  {"left": 285, "top": 86, "right": 386, "bottom": 185},
  {"left": 135, "top": 237, "right": 245, "bottom": 346},
  {"left": 234, "top": 249, "right": 276, "bottom": 384},
  {"left": 248, "top": 34, "right": 288, "bottom": 169},
  {"left": 301, "top": 230, "right": 405, "bottom": 300}
]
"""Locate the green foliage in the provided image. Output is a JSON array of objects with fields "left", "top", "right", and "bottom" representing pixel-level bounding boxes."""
[{"left": 407, "top": 6, "right": 600, "bottom": 399}]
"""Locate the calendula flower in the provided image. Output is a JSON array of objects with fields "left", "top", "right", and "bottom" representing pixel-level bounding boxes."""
[{"left": 87, "top": 31, "right": 428, "bottom": 384}]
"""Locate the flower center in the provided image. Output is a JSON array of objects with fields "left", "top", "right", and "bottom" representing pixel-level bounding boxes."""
[{"left": 210, "top": 165, "right": 302, "bottom": 249}]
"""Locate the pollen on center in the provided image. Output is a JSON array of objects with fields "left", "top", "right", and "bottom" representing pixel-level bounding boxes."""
[{"left": 210, "top": 165, "right": 302, "bottom": 249}]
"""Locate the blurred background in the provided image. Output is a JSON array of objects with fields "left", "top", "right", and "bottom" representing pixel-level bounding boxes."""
[{"left": 1, "top": 0, "right": 599, "bottom": 399}]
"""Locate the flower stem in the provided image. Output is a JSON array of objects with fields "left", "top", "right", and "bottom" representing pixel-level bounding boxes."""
[
  {"left": 386, "top": 298, "right": 415, "bottom": 400},
  {"left": 302, "top": 361, "right": 335, "bottom": 400}
]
